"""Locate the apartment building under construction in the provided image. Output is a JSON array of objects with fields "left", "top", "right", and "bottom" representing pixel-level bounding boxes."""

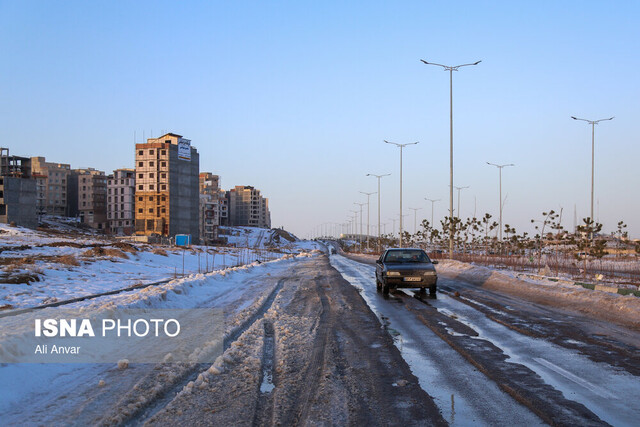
[
  {"left": 0, "top": 148, "right": 36, "bottom": 228},
  {"left": 228, "top": 185, "right": 271, "bottom": 228},
  {"left": 134, "top": 133, "right": 199, "bottom": 243}
]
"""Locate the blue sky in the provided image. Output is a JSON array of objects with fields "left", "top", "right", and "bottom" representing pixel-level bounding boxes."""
[{"left": 2, "top": 1, "right": 639, "bottom": 238}]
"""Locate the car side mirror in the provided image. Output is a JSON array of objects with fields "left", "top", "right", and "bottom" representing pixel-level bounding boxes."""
[
  {"left": 432, "top": 260, "right": 439, "bottom": 265},
  {"left": 376, "top": 259, "right": 382, "bottom": 264}
]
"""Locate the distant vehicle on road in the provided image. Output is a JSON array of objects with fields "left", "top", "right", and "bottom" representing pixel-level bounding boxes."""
[{"left": 375, "top": 248, "right": 438, "bottom": 297}]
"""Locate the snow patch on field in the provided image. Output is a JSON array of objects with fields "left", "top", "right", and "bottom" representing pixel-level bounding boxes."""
[{"left": 0, "top": 223, "right": 321, "bottom": 309}]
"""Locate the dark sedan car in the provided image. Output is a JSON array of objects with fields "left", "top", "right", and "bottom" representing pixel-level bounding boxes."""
[{"left": 375, "top": 248, "right": 438, "bottom": 296}]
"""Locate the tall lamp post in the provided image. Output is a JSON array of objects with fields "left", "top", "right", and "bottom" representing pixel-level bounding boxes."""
[
  {"left": 409, "top": 207, "right": 423, "bottom": 236},
  {"left": 354, "top": 202, "right": 365, "bottom": 250},
  {"left": 360, "top": 191, "right": 376, "bottom": 251},
  {"left": 367, "top": 173, "right": 391, "bottom": 252},
  {"left": 486, "top": 162, "right": 514, "bottom": 242},
  {"left": 421, "top": 58, "right": 481, "bottom": 257},
  {"left": 389, "top": 218, "right": 397, "bottom": 242},
  {"left": 454, "top": 185, "right": 469, "bottom": 220},
  {"left": 571, "top": 115, "right": 614, "bottom": 238},
  {"left": 424, "top": 198, "right": 440, "bottom": 229},
  {"left": 350, "top": 210, "right": 358, "bottom": 240},
  {"left": 384, "top": 140, "right": 419, "bottom": 248}
]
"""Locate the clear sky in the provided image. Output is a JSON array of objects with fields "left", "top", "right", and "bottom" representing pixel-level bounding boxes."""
[{"left": 2, "top": 1, "right": 639, "bottom": 238}]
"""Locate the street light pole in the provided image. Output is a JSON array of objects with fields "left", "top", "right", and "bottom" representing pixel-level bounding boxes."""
[
  {"left": 367, "top": 173, "right": 391, "bottom": 252},
  {"left": 571, "top": 115, "right": 614, "bottom": 237},
  {"left": 360, "top": 191, "right": 376, "bottom": 251},
  {"left": 486, "top": 162, "right": 514, "bottom": 241},
  {"left": 354, "top": 202, "right": 365, "bottom": 251},
  {"left": 421, "top": 59, "right": 481, "bottom": 257},
  {"left": 389, "top": 218, "right": 397, "bottom": 241},
  {"left": 384, "top": 140, "right": 419, "bottom": 248},
  {"left": 409, "top": 207, "right": 423, "bottom": 235},
  {"left": 350, "top": 210, "right": 358, "bottom": 241},
  {"left": 424, "top": 198, "right": 440, "bottom": 230},
  {"left": 454, "top": 186, "right": 469, "bottom": 220}
]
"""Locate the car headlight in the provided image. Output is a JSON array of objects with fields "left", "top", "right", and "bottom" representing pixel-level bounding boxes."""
[
  {"left": 386, "top": 271, "right": 401, "bottom": 276},
  {"left": 423, "top": 271, "right": 436, "bottom": 276}
]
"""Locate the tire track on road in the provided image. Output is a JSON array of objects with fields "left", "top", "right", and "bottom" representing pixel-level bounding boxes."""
[{"left": 108, "top": 278, "right": 288, "bottom": 426}]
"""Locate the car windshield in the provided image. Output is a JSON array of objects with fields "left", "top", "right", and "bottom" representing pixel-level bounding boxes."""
[{"left": 384, "top": 250, "right": 431, "bottom": 264}]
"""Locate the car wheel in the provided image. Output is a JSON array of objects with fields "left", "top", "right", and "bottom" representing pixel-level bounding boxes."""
[
  {"left": 429, "top": 284, "right": 437, "bottom": 297},
  {"left": 383, "top": 283, "right": 389, "bottom": 295},
  {"left": 418, "top": 288, "right": 427, "bottom": 299},
  {"left": 376, "top": 278, "right": 381, "bottom": 292}
]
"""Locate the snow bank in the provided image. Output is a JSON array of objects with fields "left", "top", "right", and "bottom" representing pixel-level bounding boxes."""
[{"left": 437, "top": 259, "right": 640, "bottom": 330}]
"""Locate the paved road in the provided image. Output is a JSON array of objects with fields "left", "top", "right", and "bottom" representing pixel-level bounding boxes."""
[{"left": 332, "top": 252, "right": 640, "bottom": 426}]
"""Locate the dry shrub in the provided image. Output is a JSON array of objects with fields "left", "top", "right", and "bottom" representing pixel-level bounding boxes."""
[
  {"left": 0, "top": 257, "right": 35, "bottom": 267},
  {"left": 103, "top": 248, "right": 128, "bottom": 259},
  {"left": 56, "top": 254, "right": 80, "bottom": 266},
  {"left": 112, "top": 242, "right": 138, "bottom": 254},
  {"left": 82, "top": 247, "right": 128, "bottom": 259},
  {"left": 1, "top": 272, "right": 40, "bottom": 284},
  {"left": 152, "top": 248, "right": 168, "bottom": 257}
]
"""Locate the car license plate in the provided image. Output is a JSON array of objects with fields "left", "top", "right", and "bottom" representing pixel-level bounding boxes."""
[{"left": 404, "top": 277, "right": 421, "bottom": 282}]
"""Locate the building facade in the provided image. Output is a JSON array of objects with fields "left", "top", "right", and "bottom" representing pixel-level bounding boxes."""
[
  {"left": 107, "top": 168, "right": 135, "bottom": 235},
  {"left": 0, "top": 148, "right": 36, "bottom": 228},
  {"left": 74, "top": 168, "right": 107, "bottom": 230},
  {"left": 134, "top": 133, "right": 199, "bottom": 243},
  {"left": 199, "top": 172, "right": 219, "bottom": 195},
  {"left": 199, "top": 172, "right": 221, "bottom": 244},
  {"left": 30, "top": 157, "right": 71, "bottom": 217},
  {"left": 227, "top": 185, "right": 271, "bottom": 228}
]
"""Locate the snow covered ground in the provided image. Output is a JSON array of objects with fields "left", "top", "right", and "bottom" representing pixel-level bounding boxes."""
[
  {"left": 0, "top": 238, "right": 322, "bottom": 424},
  {"left": 0, "top": 222, "right": 322, "bottom": 310}
]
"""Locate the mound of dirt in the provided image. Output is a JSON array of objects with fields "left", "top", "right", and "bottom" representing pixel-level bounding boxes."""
[
  {"left": 272, "top": 229, "right": 297, "bottom": 243},
  {"left": 42, "top": 241, "right": 86, "bottom": 248}
]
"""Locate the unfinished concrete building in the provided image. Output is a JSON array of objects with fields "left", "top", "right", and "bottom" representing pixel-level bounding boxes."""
[
  {"left": 135, "top": 133, "right": 199, "bottom": 243},
  {"left": 74, "top": 168, "right": 107, "bottom": 230},
  {"left": 107, "top": 168, "right": 135, "bottom": 235},
  {"left": 199, "top": 172, "right": 219, "bottom": 195},
  {"left": 31, "top": 157, "right": 71, "bottom": 217},
  {"left": 199, "top": 172, "right": 221, "bottom": 244},
  {"left": 0, "top": 148, "right": 37, "bottom": 228},
  {"left": 227, "top": 185, "right": 271, "bottom": 228}
]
